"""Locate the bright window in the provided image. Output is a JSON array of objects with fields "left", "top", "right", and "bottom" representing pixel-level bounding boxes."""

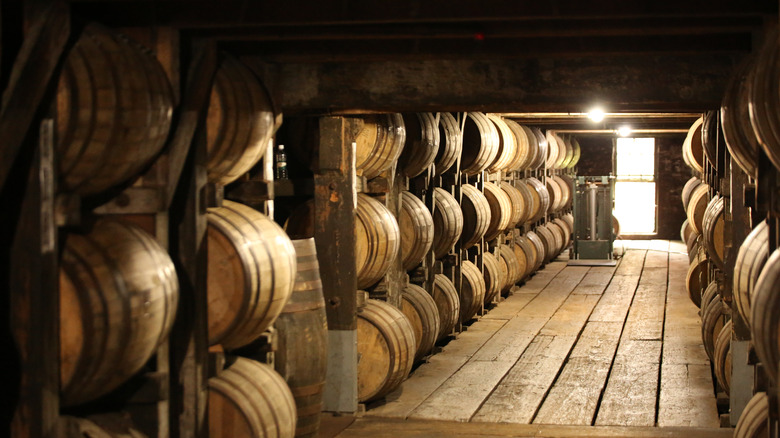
[{"left": 614, "top": 138, "right": 656, "bottom": 234}]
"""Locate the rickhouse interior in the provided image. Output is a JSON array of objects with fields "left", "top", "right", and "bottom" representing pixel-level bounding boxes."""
[{"left": 2, "top": 1, "right": 780, "bottom": 437}]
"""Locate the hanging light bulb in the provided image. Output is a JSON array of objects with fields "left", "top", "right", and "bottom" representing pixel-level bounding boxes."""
[
  {"left": 588, "top": 107, "right": 605, "bottom": 122},
  {"left": 618, "top": 126, "right": 632, "bottom": 137}
]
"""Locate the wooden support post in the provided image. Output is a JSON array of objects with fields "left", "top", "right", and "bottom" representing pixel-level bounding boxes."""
[
  {"left": 315, "top": 116, "right": 358, "bottom": 413},
  {"left": 167, "top": 39, "right": 216, "bottom": 438},
  {"left": 9, "top": 119, "right": 59, "bottom": 438},
  {"left": 0, "top": 1, "right": 69, "bottom": 193}
]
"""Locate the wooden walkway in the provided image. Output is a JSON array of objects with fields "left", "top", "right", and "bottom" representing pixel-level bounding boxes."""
[{"left": 353, "top": 240, "right": 723, "bottom": 435}]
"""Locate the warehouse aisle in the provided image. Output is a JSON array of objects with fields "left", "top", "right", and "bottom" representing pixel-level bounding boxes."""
[{"left": 342, "top": 240, "right": 723, "bottom": 435}]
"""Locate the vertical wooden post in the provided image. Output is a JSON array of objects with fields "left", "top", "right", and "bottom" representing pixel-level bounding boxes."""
[
  {"left": 316, "top": 117, "right": 358, "bottom": 413},
  {"left": 10, "top": 119, "right": 59, "bottom": 438}
]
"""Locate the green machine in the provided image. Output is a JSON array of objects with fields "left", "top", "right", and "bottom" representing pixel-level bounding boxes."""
[{"left": 569, "top": 175, "right": 616, "bottom": 266}]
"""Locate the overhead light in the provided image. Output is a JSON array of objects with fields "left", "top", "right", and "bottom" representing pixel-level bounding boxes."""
[
  {"left": 618, "top": 126, "right": 632, "bottom": 137},
  {"left": 587, "top": 108, "right": 605, "bottom": 122}
]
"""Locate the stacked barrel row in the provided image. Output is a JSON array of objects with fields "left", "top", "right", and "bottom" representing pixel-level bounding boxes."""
[
  {"left": 683, "top": 30, "right": 780, "bottom": 434},
  {"left": 52, "top": 24, "right": 311, "bottom": 438}
]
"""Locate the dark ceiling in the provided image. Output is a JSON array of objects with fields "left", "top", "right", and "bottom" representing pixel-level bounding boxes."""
[{"left": 70, "top": 0, "right": 778, "bottom": 130}]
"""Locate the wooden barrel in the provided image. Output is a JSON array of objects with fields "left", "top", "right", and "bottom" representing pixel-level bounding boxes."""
[
  {"left": 682, "top": 117, "right": 705, "bottom": 174},
  {"left": 702, "top": 110, "right": 719, "bottom": 169},
  {"left": 686, "top": 232, "right": 701, "bottom": 263},
  {"left": 207, "top": 200, "right": 296, "bottom": 350},
  {"left": 526, "top": 178, "right": 551, "bottom": 222},
  {"left": 553, "top": 176, "right": 572, "bottom": 211},
  {"left": 357, "top": 299, "right": 415, "bottom": 402},
  {"left": 751, "top": 247, "right": 780, "bottom": 385},
  {"left": 734, "top": 221, "right": 768, "bottom": 330},
  {"left": 432, "top": 188, "right": 464, "bottom": 258},
  {"left": 399, "top": 112, "right": 440, "bottom": 178},
  {"left": 721, "top": 56, "right": 760, "bottom": 179},
  {"left": 59, "top": 219, "right": 178, "bottom": 406},
  {"left": 681, "top": 176, "right": 702, "bottom": 212},
  {"left": 526, "top": 230, "right": 546, "bottom": 271},
  {"left": 432, "top": 274, "right": 460, "bottom": 341},
  {"left": 612, "top": 214, "right": 621, "bottom": 238},
  {"left": 680, "top": 219, "right": 694, "bottom": 243},
  {"left": 529, "top": 128, "right": 548, "bottom": 169},
  {"left": 513, "top": 179, "right": 535, "bottom": 225},
  {"left": 702, "top": 196, "right": 725, "bottom": 270},
  {"left": 552, "top": 218, "right": 572, "bottom": 249},
  {"left": 355, "top": 113, "right": 406, "bottom": 179},
  {"left": 535, "top": 225, "right": 558, "bottom": 264},
  {"left": 483, "top": 182, "right": 512, "bottom": 241},
  {"left": 400, "top": 284, "right": 441, "bottom": 362},
  {"left": 734, "top": 392, "right": 768, "bottom": 438},
  {"left": 460, "top": 260, "right": 486, "bottom": 322},
  {"left": 206, "top": 55, "right": 277, "bottom": 185},
  {"left": 503, "top": 119, "right": 533, "bottom": 171},
  {"left": 511, "top": 241, "right": 530, "bottom": 285},
  {"left": 545, "top": 131, "right": 561, "bottom": 169},
  {"left": 569, "top": 137, "right": 582, "bottom": 168},
  {"left": 482, "top": 251, "right": 505, "bottom": 304},
  {"left": 686, "top": 183, "right": 709, "bottom": 235},
  {"left": 700, "top": 285, "right": 725, "bottom": 362},
  {"left": 486, "top": 115, "right": 517, "bottom": 172},
  {"left": 434, "top": 112, "right": 462, "bottom": 175},
  {"left": 460, "top": 184, "right": 491, "bottom": 249},
  {"left": 701, "top": 280, "right": 721, "bottom": 312},
  {"left": 555, "top": 133, "right": 573, "bottom": 169},
  {"left": 209, "top": 357, "right": 297, "bottom": 438},
  {"left": 461, "top": 112, "right": 500, "bottom": 175},
  {"left": 56, "top": 23, "right": 174, "bottom": 196},
  {"left": 355, "top": 193, "right": 401, "bottom": 289},
  {"left": 686, "top": 252, "right": 709, "bottom": 308},
  {"left": 558, "top": 135, "right": 576, "bottom": 169},
  {"left": 274, "top": 239, "right": 328, "bottom": 438},
  {"left": 400, "top": 191, "right": 434, "bottom": 271},
  {"left": 499, "top": 244, "right": 522, "bottom": 291},
  {"left": 500, "top": 182, "right": 525, "bottom": 229},
  {"left": 547, "top": 221, "right": 567, "bottom": 258},
  {"left": 714, "top": 319, "right": 732, "bottom": 395},
  {"left": 514, "top": 236, "right": 536, "bottom": 280},
  {"left": 546, "top": 177, "right": 563, "bottom": 212},
  {"left": 562, "top": 213, "right": 574, "bottom": 233}
]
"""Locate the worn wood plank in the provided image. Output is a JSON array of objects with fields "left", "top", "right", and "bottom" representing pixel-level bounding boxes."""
[
  {"left": 533, "top": 322, "right": 623, "bottom": 425},
  {"left": 669, "top": 240, "right": 687, "bottom": 255},
  {"left": 473, "top": 293, "right": 600, "bottom": 423},
  {"left": 337, "top": 416, "right": 733, "bottom": 438},
  {"left": 481, "top": 293, "right": 536, "bottom": 320},
  {"left": 614, "top": 249, "right": 646, "bottom": 276},
  {"left": 658, "top": 252, "right": 719, "bottom": 428},
  {"left": 573, "top": 267, "right": 617, "bottom": 295},
  {"left": 587, "top": 275, "right": 640, "bottom": 323},
  {"left": 0, "top": 2, "right": 70, "bottom": 194},
  {"left": 369, "top": 319, "right": 507, "bottom": 418}
]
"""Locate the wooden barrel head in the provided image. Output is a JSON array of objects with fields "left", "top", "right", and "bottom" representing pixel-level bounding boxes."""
[
  {"left": 483, "top": 182, "right": 511, "bottom": 241},
  {"left": 751, "top": 248, "right": 780, "bottom": 386},
  {"left": 432, "top": 188, "right": 463, "bottom": 258},
  {"left": 355, "top": 193, "right": 401, "bottom": 289},
  {"left": 461, "top": 112, "right": 499, "bottom": 175},
  {"left": 434, "top": 112, "right": 462, "bottom": 175},
  {"left": 432, "top": 274, "right": 460, "bottom": 341},
  {"left": 400, "top": 284, "right": 441, "bottom": 361},
  {"left": 714, "top": 319, "right": 732, "bottom": 395},
  {"left": 734, "top": 221, "right": 768, "bottom": 330},
  {"left": 400, "top": 191, "right": 434, "bottom": 271},
  {"left": 399, "top": 112, "right": 440, "bottom": 178},
  {"left": 459, "top": 184, "right": 491, "bottom": 249}
]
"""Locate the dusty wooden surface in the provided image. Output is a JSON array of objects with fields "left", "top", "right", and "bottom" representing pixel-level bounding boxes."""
[{"left": 364, "top": 242, "right": 722, "bottom": 433}]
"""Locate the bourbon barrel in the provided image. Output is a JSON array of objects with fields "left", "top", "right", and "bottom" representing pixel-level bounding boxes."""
[
  {"left": 401, "top": 284, "right": 441, "bottom": 362},
  {"left": 432, "top": 188, "right": 463, "bottom": 258},
  {"left": 400, "top": 191, "right": 434, "bottom": 271}
]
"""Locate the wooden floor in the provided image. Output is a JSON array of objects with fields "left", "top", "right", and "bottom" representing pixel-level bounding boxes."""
[{"left": 332, "top": 240, "right": 729, "bottom": 437}]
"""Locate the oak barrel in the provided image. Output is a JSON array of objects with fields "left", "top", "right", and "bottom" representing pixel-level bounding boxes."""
[
  {"left": 714, "top": 319, "right": 732, "bottom": 395},
  {"left": 460, "top": 260, "right": 487, "bottom": 322},
  {"left": 545, "top": 131, "right": 561, "bottom": 169},
  {"left": 399, "top": 112, "right": 440, "bottom": 178},
  {"left": 686, "top": 183, "right": 709, "bottom": 235},
  {"left": 432, "top": 188, "right": 464, "bottom": 258},
  {"left": 680, "top": 219, "right": 694, "bottom": 244},
  {"left": 59, "top": 219, "right": 179, "bottom": 406},
  {"left": 514, "top": 236, "right": 536, "bottom": 280},
  {"left": 734, "top": 392, "right": 768, "bottom": 438},
  {"left": 432, "top": 274, "right": 460, "bottom": 341},
  {"left": 461, "top": 112, "right": 500, "bottom": 175},
  {"left": 568, "top": 137, "right": 582, "bottom": 169},
  {"left": 546, "top": 177, "right": 563, "bottom": 212},
  {"left": 686, "top": 252, "right": 709, "bottom": 308},
  {"left": 702, "top": 195, "right": 725, "bottom": 270},
  {"left": 355, "top": 193, "right": 401, "bottom": 288},
  {"left": 459, "top": 184, "right": 491, "bottom": 249},
  {"left": 500, "top": 181, "right": 526, "bottom": 229},
  {"left": 207, "top": 200, "right": 296, "bottom": 349},
  {"left": 513, "top": 179, "right": 535, "bottom": 225},
  {"left": 355, "top": 114, "right": 406, "bottom": 179},
  {"left": 751, "top": 247, "right": 780, "bottom": 385},
  {"left": 482, "top": 182, "right": 511, "bottom": 241},
  {"left": 56, "top": 24, "right": 174, "bottom": 196},
  {"left": 552, "top": 218, "right": 572, "bottom": 249},
  {"left": 400, "top": 191, "right": 434, "bottom": 271},
  {"left": 486, "top": 114, "right": 517, "bottom": 172},
  {"left": 206, "top": 55, "right": 277, "bottom": 185},
  {"left": 503, "top": 119, "right": 533, "bottom": 171},
  {"left": 482, "top": 251, "right": 505, "bottom": 304},
  {"left": 535, "top": 225, "right": 558, "bottom": 264},
  {"left": 529, "top": 128, "right": 548, "bottom": 169},
  {"left": 499, "top": 244, "right": 522, "bottom": 291},
  {"left": 526, "top": 178, "right": 551, "bottom": 222},
  {"left": 400, "top": 284, "right": 441, "bottom": 362},
  {"left": 547, "top": 221, "right": 567, "bottom": 257},
  {"left": 434, "top": 112, "right": 462, "bottom": 175},
  {"left": 681, "top": 176, "right": 702, "bottom": 212},
  {"left": 208, "top": 357, "right": 297, "bottom": 438},
  {"left": 721, "top": 56, "right": 760, "bottom": 179},
  {"left": 700, "top": 284, "right": 725, "bottom": 362},
  {"left": 734, "top": 221, "right": 768, "bottom": 330},
  {"left": 526, "top": 230, "right": 546, "bottom": 271},
  {"left": 274, "top": 238, "right": 328, "bottom": 438},
  {"left": 357, "top": 299, "right": 415, "bottom": 402},
  {"left": 512, "top": 241, "right": 530, "bottom": 285},
  {"left": 682, "top": 116, "right": 705, "bottom": 174}
]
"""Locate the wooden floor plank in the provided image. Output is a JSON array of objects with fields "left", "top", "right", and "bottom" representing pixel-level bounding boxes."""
[
  {"left": 657, "top": 252, "right": 719, "bottom": 428},
  {"left": 595, "top": 344, "right": 662, "bottom": 427},
  {"left": 482, "top": 293, "right": 536, "bottom": 321},
  {"left": 668, "top": 240, "right": 687, "bottom": 255},
  {"left": 473, "top": 294, "right": 601, "bottom": 423},
  {"left": 337, "top": 416, "right": 734, "bottom": 438},
  {"left": 588, "top": 275, "right": 641, "bottom": 323},
  {"left": 533, "top": 322, "right": 623, "bottom": 425}
]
